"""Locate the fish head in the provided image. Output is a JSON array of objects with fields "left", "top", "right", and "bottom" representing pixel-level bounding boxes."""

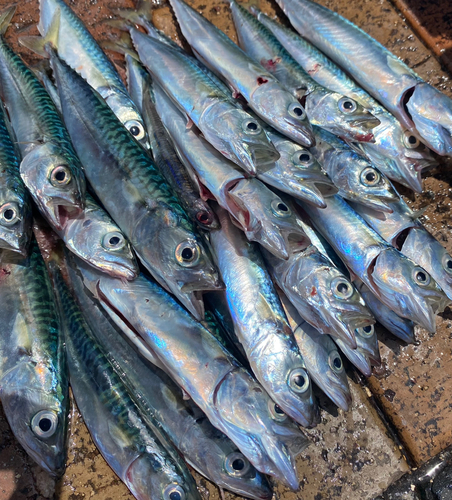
[
  {"left": 251, "top": 81, "right": 315, "bottom": 147},
  {"left": 326, "top": 150, "right": 398, "bottom": 212},
  {"left": 405, "top": 83, "right": 452, "bottom": 156},
  {"left": 0, "top": 195, "right": 32, "bottom": 255},
  {"left": 125, "top": 456, "right": 199, "bottom": 500},
  {"left": 305, "top": 89, "right": 379, "bottom": 142},
  {"left": 64, "top": 204, "right": 138, "bottom": 280},
  {"left": 322, "top": 346, "right": 352, "bottom": 411},
  {"left": 336, "top": 337, "right": 372, "bottom": 377},
  {"left": 20, "top": 142, "right": 85, "bottom": 230},
  {"left": 0, "top": 364, "right": 67, "bottom": 477},
  {"left": 371, "top": 247, "right": 450, "bottom": 332},
  {"left": 354, "top": 324, "right": 381, "bottom": 366},
  {"left": 228, "top": 179, "right": 311, "bottom": 259},
  {"left": 201, "top": 104, "right": 280, "bottom": 174}
]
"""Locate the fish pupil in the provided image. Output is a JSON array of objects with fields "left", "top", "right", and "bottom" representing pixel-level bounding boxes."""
[
  {"left": 197, "top": 212, "right": 209, "bottom": 223},
  {"left": 247, "top": 121, "right": 258, "bottom": 131},
  {"left": 366, "top": 172, "right": 376, "bottom": 182},
  {"left": 39, "top": 418, "right": 52, "bottom": 432},
  {"left": 169, "top": 492, "right": 181, "bottom": 500},
  {"left": 109, "top": 236, "right": 120, "bottom": 246},
  {"left": 277, "top": 203, "right": 288, "bottom": 212},
  {"left": 274, "top": 404, "right": 284, "bottom": 414},
  {"left": 333, "top": 357, "right": 342, "bottom": 369},
  {"left": 55, "top": 170, "right": 66, "bottom": 182},
  {"left": 130, "top": 126, "right": 140, "bottom": 136},
  {"left": 181, "top": 248, "right": 193, "bottom": 260},
  {"left": 293, "top": 374, "right": 306, "bottom": 387},
  {"left": 299, "top": 153, "right": 311, "bottom": 163},
  {"left": 337, "top": 282, "right": 349, "bottom": 294},
  {"left": 3, "top": 209, "right": 14, "bottom": 220},
  {"left": 363, "top": 325, "right": 372, "bottom": 333},
  {"left": 292, "top": 107, "right": 303, "bottom": 117},
  {"left": 343, "top": 100, "right": 354, "bottom": 110},
  {"left": 408, "top": 135, "right": 417, "bottom": 144},
  {"left": 446, "top": 260, "right": 452, "bottom": 270},
  {"left": 416, "top": 271, "right": 427, "bottom": 283},
  {"left": 232, "top": 458, "right": 245, "bottom": 471}
]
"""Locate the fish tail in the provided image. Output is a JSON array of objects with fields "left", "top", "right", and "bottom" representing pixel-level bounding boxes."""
[
  {"left": 112, "top": 2, "right": 154, "bottom": 27},
  {"left": 0, "top": 5, "right": 16, "bottom": 36},
  {"left": 19, "top": 7, "right": 61, "bottom": 57},
  {"left": 100, "top": 33, "right": 139, "bottom": 60}
]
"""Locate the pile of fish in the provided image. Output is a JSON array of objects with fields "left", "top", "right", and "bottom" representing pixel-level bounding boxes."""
[{"left": 0, "top": 0, "right": 451, "bottom": 497}]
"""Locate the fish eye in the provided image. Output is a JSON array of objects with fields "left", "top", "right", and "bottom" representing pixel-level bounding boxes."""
[
  {"left": 268, "top": 399, "right": 288, "bottom": 422},
  {"left": 224, "top": 452, "right": 251, "bottom": 477},
  {"left": 442, "top": 254, "right": 452, "bottom": 276},
  {"left": 356, "top": 324, "right": 375, "bottom": 338},
  {"left": 175, "top": 240, "right": 200, "bottom": 267},
  {"left": 102, "top": 231, "right": 126, "bottom": 251},
  {"left": 328, "top": 351, "right": 344, "bottom": 373},
  {"left": 242, "top": 118, "right": 262, "bottom": 135},
  {"left": 0, "top": 202, "right": 20, "bottom": 226},
  {"left": 31, "top": 410, "right": 58, "bottom": 439},
  {"left": 360, "top": 167, "right": 381, "bottom": 187},
  {"left": 163, "top": 484, "right": 186, "bottom": 500},
  {"left": 288, "top": 102, "right": 306, "bottom": 120},
  {"left": 412, "top": 267, "right": 431, "bottom": 287},
  {"left": 338, "top": 97, "right": 358, "bottom": 114},
  {"left": 292, "top": 149, "right": 314, "bottom": 167},
  {"left": 403, "top": 132, "right": 421, "bottom": 149},
  {"left": 288, "top": 368, "right": 310, "bottom": 393},
  {"left": 125, "top": 120, "right": 146, "bottom": 141},
  {"left": 50, "top": 165, "right": 71, "bottom": 187},
  {"left": 331, "top": 277, "right": 354, "bottom": 299},
  {"left": 270, "top": 199, "right": 292, "bottom": 218}
]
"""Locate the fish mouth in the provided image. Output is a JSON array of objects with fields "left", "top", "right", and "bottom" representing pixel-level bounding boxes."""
[
  {"left": 283, "top": 117, "right": 316, "bottom": 147},
  {"left": 292, "top": 181, "right": 337, "bottom": 208},
  {"left": 361, "top": 195, "right": 397, "bottom": 214},
  {"left": 326, "top": 381, "right": 352, "bottom": 411},
  {"left": 178, "top": 283, "right": 224, "bottom": 320},
  {"left": 47, "top": 203, "right": 84, "bottom": 231},
  {"left": 397, "top": 168, "right": 423, "bottom": 193},
  {"left": 231, "top": 142, "right": 280, "bottom": 176},
  {"left": 256, "top": 225, "right": 310, "bottom": 260},
  {"left": 250, "top": 144, "right": 281, "bottom": 169},
  {"left": 0, "top": 235, "right": 28, "bottom": 256}
]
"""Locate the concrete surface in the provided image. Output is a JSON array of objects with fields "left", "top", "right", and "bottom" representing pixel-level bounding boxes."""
[{"left": 0, "top": 0, "right": 452, "bottom": 499}]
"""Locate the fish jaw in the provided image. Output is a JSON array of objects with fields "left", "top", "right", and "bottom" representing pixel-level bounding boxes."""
[
  {"left": 406, "top": 83, "right": 452, "bottom": 157},
  {"left": 335, "top": 337, "right": 373, "bottom": 377},
  {"left": 0, "top": 209, "right": 32, "bottom": 256}
]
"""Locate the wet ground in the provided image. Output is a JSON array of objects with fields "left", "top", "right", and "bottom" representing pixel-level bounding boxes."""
[{"left": 0, "top": 0, "right": 452, "bottom": 499}]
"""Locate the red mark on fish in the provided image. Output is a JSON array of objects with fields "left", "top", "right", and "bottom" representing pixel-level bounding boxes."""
[
  {"left": 260, "top": 57, "right": 281, "bottom": 71},
  {"left": 257, "top": 77, "right": 268, "bottom": 85},
  {"left": 308, "top": 63, "right": 321, "bottom": 76},
  {"left": 310, "top": 286, "right": 317, "bottom": 296}
]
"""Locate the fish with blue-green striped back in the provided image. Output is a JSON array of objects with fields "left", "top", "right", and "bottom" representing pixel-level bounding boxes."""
[
  {"left": 0, "top": 6, "right": 85, "bottom": 232},
  {"left": 47, "top": 45, "right": 222, "bottom": 320},
  {"left": 0, "top": 237, "right": 68, "bottom": 476}
]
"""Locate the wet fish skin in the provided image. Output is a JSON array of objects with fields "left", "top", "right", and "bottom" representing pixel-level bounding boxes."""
[
  {"left": 312, "top": 127, "right": 398, "bottom": 213},
  {"left": 303, "top": 195, "right": 449, "bottom": 332},
  {"left": 252, "top": 8, "right": 436, "bottom": 192},
  {"left": 230, "top": 0, "right": 379, "bottom": 143},
  {"left": 0, "top": 239, "right": 68, "bottom": 476},
  {"left": 211, "top": 206, "right": 318, "bottom": 428},
  {"left": 52, "top": 264, "right": 200, "bottom": 500},
  {"left": 281, "top": 294, "right": 351, "bottom": 411},
  {"left": 74, "top": 258, "right": 309, "bottom": 489},
  {"left": 0, "top": 99, "right": 32, "bottom": 255},
  {"left": 274, "top": 0, "right": 452, "bottom": 156},
  {"left": 131, "top": 29, "right": 279, "bottom": 176},
  {"left": 50, "top": 48, "right": 221, "bottom": 319},
  {"left": 264, "top": 244, "right": 376, "bottom": 348},
  {"left": 168, "top": 0, "right": 315, "bottom": 147}
]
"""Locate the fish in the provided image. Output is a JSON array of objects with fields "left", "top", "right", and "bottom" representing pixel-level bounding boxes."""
[
  {"left": 0, "top": 238, "right": 68, "bottom": 476},
  {"left": 48, "top": 46, "right": 221, "bottom": 319},
  {"left": 312, "top": 127, "right": 398, "bottom": 213},
  {"left": 230, "top": 0, "right": 379, "bottom": 143},
  {"left": 52, "top": 263, "right": 200, "bottom": 500},
  {"left": 0, "top": 98, "right": 32, "bottom": 255},
  {"left": 0, "top": 6, "right": 85, "bottom": 231},
  {"left": 332, "top": 328, "right": 375, "bottom": 377},
  {"left": 352, "top": 198, "right": 452, "bottom": 302},
  {"left": 264, "top": 243, "right": 375, "bottom": 348},
  {"left": 66, "top": 262, "right": 273, "bottom": 500},
  {"left": 168, "top": 0, "right": 315, "bottom": 147},
  {"left": 130, "top": 28, "right": 279, "bottom": 176},
  {"left": 273, "top": 0, "right": 452, "bottom": 157},
  {"left": 153, "top": 83, "right": 311, "bottom": 259},
  {"left": 20, "top": 0, "right": 149, "bottom": 148},
  {"left": 210, "top": 205, "right": 318, "bottom": 427},
  {"left": 252, "top": 7, "right": 437, "bottom": 192},
  {"left": 303, "top": 195, "right": 450, "bottom": 332},
  {"left": 355, "top": 279, "right": 415, "bottom": 344},
  {"left": 31, "top": 59, "right": 62, "bottom": 114},
  {"left": 74, "top": 258, "right": 309, "bottom": 489},
  {"left": 280, "top": 294, "right": 352, "bottom": 411}
]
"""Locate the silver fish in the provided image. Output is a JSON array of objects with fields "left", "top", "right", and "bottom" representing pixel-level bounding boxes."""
[
  {"left": 130, "top": 28, "right": 279, "bottom": 176},
  {"left": 210, "top": 205, "right": 318, "bottom": 427},
  {"left": 21, "top": 0, "right": 149, "bottom": 147},
  {"left": 281, "top": 294, "right": 352, "bottom": 411},
  {"left": 333, "top": 327, "right": 377, "bottom": 378},
  {"left": 168, "top": 0, "right": 315, "bottom": 147},
  {"left": 274, "top": 0, "right": 452, "bottom": 156},
  {"left": 303, "top": 195, "right": 449, "bottom": 332},
  {"left": 74, "top": 259, "right": 309, "bottom": 489},
  {"left": 230, "top": 0, "right": 379, "bottom": 143},
  {"left": 264, "top": 244, "right": 375, "bottom": 348},
  {"left": 252, "top": 8, "right": 437, "bottom": 192}
]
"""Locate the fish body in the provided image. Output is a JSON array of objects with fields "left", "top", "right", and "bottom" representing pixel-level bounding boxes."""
[
  {"left": 303, "top": 195, "right": 449, "bottom": 332},
  {"left": 168, "top": 0, "right": 315, "bottom": 147},
  {"left": 0, "top": 239, "right": 68, "bottom": 476},
  {"left": 210, "top": 206, "right": 318, "bottom": 428},
  {"left": 50, "top": 49, "right": 221, "bottom": 319},
  {"left": 131, "top": 29, "right": 279, "bottom": 176},
  {"left": 274, "top": 0, "right": 452, "bottom": 156},
  {"left": 230, "top": 0, "right": 379, "bottom": 142},
  {"left": 74, "top": 259, "right": 309, "bottom": 489},
  {"left": 253, "top": 8, "right": 436, "bottom": 191}
]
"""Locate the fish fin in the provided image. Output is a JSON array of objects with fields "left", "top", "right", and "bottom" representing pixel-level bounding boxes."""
[
  {"left": 112, "top": 1, "right": 154, "bottom": 27},
  {"left": 100, "top": 34, "right": 140, "bottom": 60},
  {"left": 0, "top": 5, "right": 16, "bottom": 37},
  {"left": 103, "top": 18, "right": 134, "bottom": 31},
  {"left": 20, "top": 7, "right": 61, "bottom": 57},
  {"left": 185, "top": 117, "right": 194, "bottom": 130}
]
